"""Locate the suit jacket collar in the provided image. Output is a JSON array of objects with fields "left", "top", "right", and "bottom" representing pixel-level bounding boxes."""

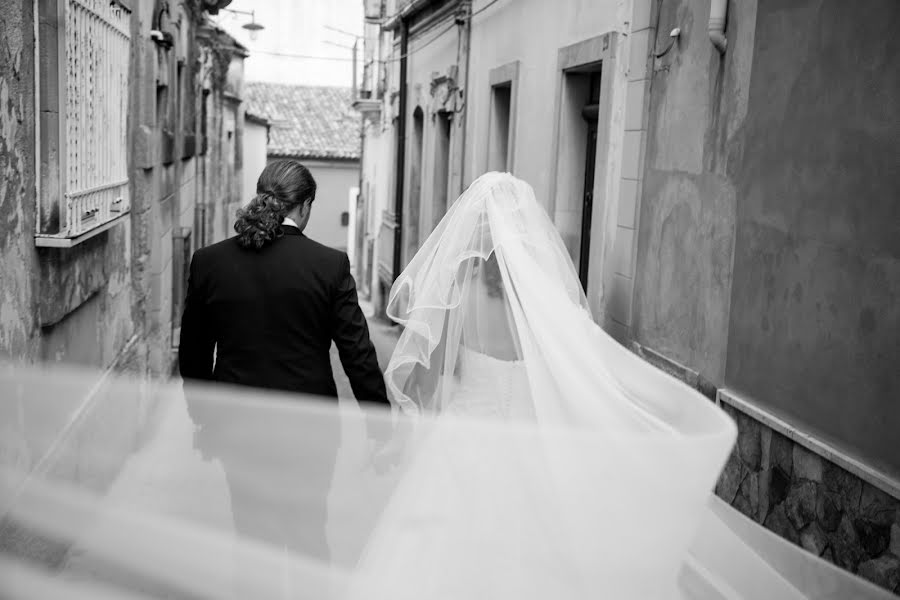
[{"left": 281, "top": 225, "right": 304, "bottom": 236}]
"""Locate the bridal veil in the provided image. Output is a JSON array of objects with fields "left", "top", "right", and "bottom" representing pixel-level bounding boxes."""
[{"left": 0, "top": 173, "right": 891, "bottom": 599}]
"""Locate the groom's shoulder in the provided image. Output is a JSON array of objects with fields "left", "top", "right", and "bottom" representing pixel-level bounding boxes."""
[
  {"left": 192, "top": 237, "right": 239, "bottom": 263},
  {"left": 299, "top": 236, "right": 348, "bottom": 266}
]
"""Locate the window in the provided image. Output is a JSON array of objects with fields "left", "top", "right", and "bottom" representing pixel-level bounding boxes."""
[
  {"left": 177, "top": 60, "right": 195, "bottom": 159},
  {"left": 35, "top": 0, "right": 132, "bottom": 247},
  {"left": 488, "top": 84, "right": 511, "bottom": 171},
  {"left": 432, "top": 111, "right": 452, "bottom": 227},
  {"left": 577, "top": 69, "right": 602, "bottom": 291},
  {"left": 171, "top": 227, "right": 192, "bottom": 346},
  {"left": 485, "top": 61, "right": 519, "bottom": 174},
  {"left": 405, "top": 106, "right": 424, "bottom": 262},
  {"left": 200, "top": 89, "right": 210, "bottom": 155},
  {"left": 550, "top": 33, "right": 616, "bottom": 288}
]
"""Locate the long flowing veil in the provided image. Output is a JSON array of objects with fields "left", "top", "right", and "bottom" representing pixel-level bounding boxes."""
[
  {"left": 385, "top": 171, "right": 706, "bottom": 432},
  {"left": 0, "top": 173, "right": 891, "bottom": 599},
  {"left": 376, "top": 171, "right": 891, "bottom": 599}
]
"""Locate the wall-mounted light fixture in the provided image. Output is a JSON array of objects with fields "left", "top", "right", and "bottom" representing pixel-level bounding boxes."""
[
  {"left": 220, "top": 8, "right": 265, "bottom": 41},
  {"left": 655, "top": 28, "right": 681, "bottom": 59}
]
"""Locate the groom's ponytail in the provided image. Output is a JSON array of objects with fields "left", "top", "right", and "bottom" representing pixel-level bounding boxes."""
[
  {"left": 234, "top": 160, "right": 317, "bottom": 250},
  {"left": 234, "top": 192, "right": 289, "bottom": 250}
]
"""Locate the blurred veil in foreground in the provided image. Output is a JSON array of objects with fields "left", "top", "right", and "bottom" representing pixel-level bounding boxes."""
[{"left": 0, "top": 175, "right": 892, "bottom": 599}]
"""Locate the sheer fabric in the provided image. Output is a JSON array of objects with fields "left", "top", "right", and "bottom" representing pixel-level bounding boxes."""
[
  {"left": 0, "top": 364, "right": 888, "bottom": 599},
  {"left": 0, "top": 173, "right": 891, "bottom": 599}
]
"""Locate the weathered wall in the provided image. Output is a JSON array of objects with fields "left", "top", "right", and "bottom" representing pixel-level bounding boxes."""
[
  {"left": 0, "top": 0, "right": 150, "bottom": 564},
  {"left": 724, "top": 0, "right": 900, "bottom": 480},
  {"left": 201, "top": 91, "right": 238, "bottom": 245},
  {"left": 635, "top": 0, "right": 900, "bottom": 476},
  {"left": 0, "top": 0, "right": 140, "bottom": 371},
  {"left": 0, "top": 0, "right": 243, "bottom": 506},
  {"left": 631, "top": 0, "right": 900, "bottom": 589},
  {"left": 302, "top": 160, "right": 361, "bottom": 251},
  {"left": 242, "top": 118, "right": 268, "bottom": 207},
  {"left": 358, "top": 118, "right": 396, "bottom": 309},
  {"left": 0, "top": 0, "right": 39, "bottom": 360},
  {"left": 632, "top": 0, "right": 756, "bottom": 387}
]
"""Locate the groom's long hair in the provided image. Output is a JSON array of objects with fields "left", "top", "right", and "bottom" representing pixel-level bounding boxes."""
[{"left": 234, "top": 160, "right": 317, "bottom": 250}]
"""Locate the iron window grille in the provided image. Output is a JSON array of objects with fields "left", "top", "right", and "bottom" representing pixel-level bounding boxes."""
[{"left": 35, "top": 0, "right": 132, "bottom": 248}]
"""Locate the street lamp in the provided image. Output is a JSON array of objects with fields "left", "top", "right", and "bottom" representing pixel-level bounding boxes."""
[
  {"left": 242, "top": 14, "right": 264, "bottom": 41},
  {"left": 220, "top": 8, "right": 265, "bottom": 41}
]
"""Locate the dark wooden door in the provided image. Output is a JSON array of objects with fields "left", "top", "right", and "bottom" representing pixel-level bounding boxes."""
[{"left": 579, "top": 70, "right": 602, "bottom": 292}]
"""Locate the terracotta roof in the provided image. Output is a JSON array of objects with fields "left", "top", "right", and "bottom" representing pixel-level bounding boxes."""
[
  {"left": 244, "top": 110, "right": 270, "bottom": 126},
  {"left": 244, "top": 83, "right": 360, "bottom": 161}
]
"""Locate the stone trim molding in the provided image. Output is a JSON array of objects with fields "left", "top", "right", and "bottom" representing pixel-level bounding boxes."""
[
  {"left": 715, "top": 398, "right": 900, "bottom": 592},
  {"left": 718, "top": 388, "right": 900, "bottom": 502},
  {"left": 557, "top": 32, "right": 617, "bottom": 71},
  {"left": 629, "top": 339, "right": 899, "bottom": 501},
  {"left": 629, "top": 341, "right": 717, "bottom": 399},
  {"left": 488, "top": 60, "right": 520, "bottom": 87}
]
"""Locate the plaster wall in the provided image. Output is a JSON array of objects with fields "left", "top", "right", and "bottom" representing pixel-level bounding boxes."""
[
  {"left": 242, "top": 119, "right": 268, "bottom": 206},
  {"left": 632, "top": 0, "right": 900, "bottom": 482},
  {"left": 632, "top": 0, "right": 755, "bottom": 385},
  {"left": 724, "top": 0, "right": 900, "bottom": 479},
  {"left": 301, "top": 159, "right": 361, "bottom": 251},
  {"left": 465, "top": 0, "right": 627, "bottom": 202}
]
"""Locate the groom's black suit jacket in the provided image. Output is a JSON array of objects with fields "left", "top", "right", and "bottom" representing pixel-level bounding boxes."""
[{"left": 178, "top": 225, "right": 388, "bottom": 407}]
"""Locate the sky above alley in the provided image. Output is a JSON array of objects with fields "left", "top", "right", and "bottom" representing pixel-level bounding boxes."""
[{"left": 214, "top": 0, "right": 363, "bottom": 87}]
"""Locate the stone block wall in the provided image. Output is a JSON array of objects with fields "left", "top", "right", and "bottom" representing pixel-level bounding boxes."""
[{"left": 716, "top": 402, "right": 900, "bottom": 595}]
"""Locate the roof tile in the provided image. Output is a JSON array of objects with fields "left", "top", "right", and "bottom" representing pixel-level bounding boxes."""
[{"left": 245, "top": 83, "right": 360, "bottom": 160}]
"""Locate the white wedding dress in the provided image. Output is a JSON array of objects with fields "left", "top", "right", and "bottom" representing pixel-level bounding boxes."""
[{"left": 445, "top": 347, "right": 529, "bottom": 419}]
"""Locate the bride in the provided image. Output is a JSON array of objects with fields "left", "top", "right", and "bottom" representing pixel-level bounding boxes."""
[{"left": 349, "top": 172, "right": 889, "bottom": 599}]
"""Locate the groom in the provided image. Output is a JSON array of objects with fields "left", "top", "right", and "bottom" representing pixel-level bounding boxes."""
[{"left": 178, "top": 160, "right": 389, "bottom": 561}]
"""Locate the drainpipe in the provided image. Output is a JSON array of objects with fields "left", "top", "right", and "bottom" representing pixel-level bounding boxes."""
[
  {"left": 392, "top": 19, "right": 409, "bottom": 282},
  {"left": 708, "top": 0, "right": 727, "bottom": 54},
  {"left": 453, "top": 1, "right": 472, "bottom": 197},
  {"left": 356, "top": 96, "right": 366, "bottom": 283}
]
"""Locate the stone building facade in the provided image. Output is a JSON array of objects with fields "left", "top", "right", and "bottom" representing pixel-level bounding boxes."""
[
  {"left": 0, "top": 0, "right": 244, "bottom": 375},
  {"left": 354, "top": 0, "right": 900, "bottom": 592},
  {"left": 630, "top": 1, "right": 899, "bottom": 592},
  {"left": 0, "top": 0, "right": 246, "bottom": 552}
]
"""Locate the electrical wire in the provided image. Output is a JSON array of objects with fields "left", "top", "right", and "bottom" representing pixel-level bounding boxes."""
[
  {"left": 250, "top": 20, "right": 457, "bottom": 64},
  {"left": 251, "top": 50, "right": 356, "bottom": 62},
  {"left": 471, "top": 0, "right": 503, "bottom": 18},
  {"left": 230, "top": 0, "right": 509, "bottom": 65},
  {"left": 385, "top": 22, "right": 457, "bottom": 63}
]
